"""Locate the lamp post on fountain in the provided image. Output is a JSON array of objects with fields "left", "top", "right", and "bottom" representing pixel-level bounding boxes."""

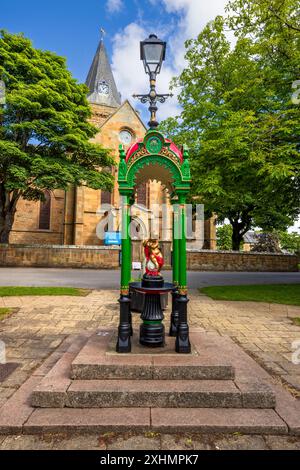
[
  {"left": 116, "top": 33, "right": 191, "bottom": 354},
  {"left": 133, "top": 34, "right": 173, "bottom": 129}
]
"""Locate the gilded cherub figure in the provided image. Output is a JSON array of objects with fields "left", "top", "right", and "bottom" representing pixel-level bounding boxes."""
[{"left": 143, "top": 239, "right": 164, "bottom": 276}]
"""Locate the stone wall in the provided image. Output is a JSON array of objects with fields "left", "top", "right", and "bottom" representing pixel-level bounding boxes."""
[
  {"left": 0, "top": 245, "right": 298, "bottom": 272},
  {"left": 187, "top": 249, "right": 298, "bottom": 272},
  {"left": 0, "top": 245, "right": 119, "bottom": 269},
  {"left": 10, "top": 190, "right": 65, "bottom": 245}
]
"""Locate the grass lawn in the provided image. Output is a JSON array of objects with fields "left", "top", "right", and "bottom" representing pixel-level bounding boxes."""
[
  {"left": 200, "top": 284, "right": 300, "bottom": 306},
  {"left": 0, "top": 287, "right": 89, "bottom": 297},
  {"left": 0, "top": 307, "right": 12, "bottom": 320},
  {"left": 292, "top": 317, "right": 300, "bottom": 326}
]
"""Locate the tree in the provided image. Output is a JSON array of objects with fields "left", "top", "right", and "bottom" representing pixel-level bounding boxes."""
[
  {"left": 0, "top": 31, "right": 114, "bottom": 243},
  {"left": 251, "top": 232, "right": 282, "bottom": 253},
  {"left": 216, "top": 224, "right": 233, "bottom": 250},
  {"left": 227, "top": 0, "right": 300, "bottom": 36},
  {"left": 278, "top": 230, "right": 300, "bottom": 253},
  {"left": 160, "top": 10, "right": 300, "bottom": 250}
]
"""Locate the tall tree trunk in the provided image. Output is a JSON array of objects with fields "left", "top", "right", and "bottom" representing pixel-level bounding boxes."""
[
  {"left": 231, "top": 225, "right": 243, "bottom": 251},
  {"left": 0, "top": 188, "right": 19, "bottom": 244},
  {"left": 0, "top": 212, "right": 15, "bottom": 243},
  {"left": 229, "top": 211, "right": 253, "bottom": 251}
]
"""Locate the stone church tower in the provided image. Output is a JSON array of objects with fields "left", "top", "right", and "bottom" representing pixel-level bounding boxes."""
[
  {"left": 63, "top": 38, "right": 149, "bottom": 247},
  {"left": 9, "top": 37, "right": 216, "bottom": 251}
]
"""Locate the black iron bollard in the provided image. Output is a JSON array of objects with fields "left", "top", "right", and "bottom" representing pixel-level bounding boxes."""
[
  {"left": 116, "top": 295, "right": 132, "bottom": 353},
  {"left": 175, "top": 295, "right": 191, "bottom": 353},
  {"left": 169, "top": 289, "right": 179, "bottom": 337}
]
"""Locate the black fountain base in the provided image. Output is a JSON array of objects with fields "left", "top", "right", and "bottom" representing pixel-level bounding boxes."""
[{"left": 130, "top": 275, "right": 174, "bottom": 348}]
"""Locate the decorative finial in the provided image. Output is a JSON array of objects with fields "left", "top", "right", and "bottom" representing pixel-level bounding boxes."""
[{"left": 100, "top": 28, "right": 106, "bottom": 41}]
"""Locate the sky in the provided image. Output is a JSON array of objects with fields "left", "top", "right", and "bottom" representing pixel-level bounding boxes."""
[
  {"left": 1, "top": 0, "right": 299, "bottom": 233},
  {"left": 0, "top": 0, "right": 229, "bottom": 121}
]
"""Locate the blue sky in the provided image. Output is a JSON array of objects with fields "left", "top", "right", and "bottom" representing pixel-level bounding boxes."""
[
  {"left": 2, "top": 0, "right": 298, "bottom": 232},
  {"left": 1, "top": 0, "right": 143, "bottom": 83},
  {"left": 1, "top": 0, "right": 228, "bottom": 120}
]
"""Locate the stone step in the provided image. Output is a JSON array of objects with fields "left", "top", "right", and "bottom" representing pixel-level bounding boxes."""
[
  {"left": 31, "top": 379, "right": 276, "bottom": 409},
  {"left": 71, "top": 331, "right": 235, "bottom": 381},
  {"left": 23, "top": 407, "right": 287, "bottom": 435}
]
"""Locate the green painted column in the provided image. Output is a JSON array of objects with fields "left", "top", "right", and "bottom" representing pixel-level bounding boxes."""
[
  {"left": 178, "top": 192, "right": 187, "bottom": 295},
  {"left": 175, "top": 190, "right": 191, "bottom": 353},
  {"left": 120, "top": 193, "right": 131, "bottom": 295},
  {"left": 172, "top": 201, "right": 180, "bottom": 285}
]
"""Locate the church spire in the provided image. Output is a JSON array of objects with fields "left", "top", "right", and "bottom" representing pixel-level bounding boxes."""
[{"left": 85, "top": 33, "right": 121, "bottom": 108}]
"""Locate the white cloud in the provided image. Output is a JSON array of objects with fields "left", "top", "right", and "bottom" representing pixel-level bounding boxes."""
[
  {"left": 112, "top": 23, "right": 181, "bottom": 121},
  {"left": 112, "top": 23, "right": 147, "bottom": 104},
  {"left": 288, "top": 218, "right": 300, "bottom": 234},
  {"left": 159, "top": 0, "right": 227, "bottom": 37},
  {"left": 106, "top": 0, "right": 123, "bottom": 14},
  {"left": 111, "top": 0, "right": 228, "bottom": 121},
  {"left": 155, "top": 0, "right": 229, "bottom": 71}
]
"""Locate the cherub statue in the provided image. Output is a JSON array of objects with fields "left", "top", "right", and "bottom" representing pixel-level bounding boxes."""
[{"left": 143, "top": 239, "right": 164, "bottom": 276}]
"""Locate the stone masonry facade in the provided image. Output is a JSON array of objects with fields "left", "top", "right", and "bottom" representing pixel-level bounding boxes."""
[{"left": 7, "top": 38, "right": 217, "bottom": 251}]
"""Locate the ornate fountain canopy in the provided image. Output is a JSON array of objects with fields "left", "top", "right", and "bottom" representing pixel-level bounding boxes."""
[{"left": 118, "top": 130, "right": 191, "bottom": 194}]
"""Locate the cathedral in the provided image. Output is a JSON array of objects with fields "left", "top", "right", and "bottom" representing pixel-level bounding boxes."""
[{"left": 9, "top": 37, "right": 216, "bottom": 254}]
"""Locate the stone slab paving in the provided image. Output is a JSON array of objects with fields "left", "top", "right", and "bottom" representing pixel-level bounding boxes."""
[
  {"left": 1, "top": 432, "right": 300, "bottom": 450},
  {"left": 1, "top": 289, "right": 299, "bottom": 398},
  {"left": 31, "top": 330, "right": 275, "bottom": 410},
  {"left": 71, "top": 331, "right": 235, "bottom": 380},
  {"left": 0, "top": 329, "right": 296, "bottom": 436},
  {"left": 189, "top": 292, "right": 300, "bottom": 395},
  {"left": 0, "top": 289, "right": 299, "bottom": 449}
]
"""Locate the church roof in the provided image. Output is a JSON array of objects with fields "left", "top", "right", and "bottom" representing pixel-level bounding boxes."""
[
  {"left": 85, "top": 39, "right": 121, "bottom": 108},
  {"left": 99, "top": 99, "right": 147, "bottom": 132}
]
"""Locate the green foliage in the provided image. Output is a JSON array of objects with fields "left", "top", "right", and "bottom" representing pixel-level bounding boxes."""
[
  {"left": 200, "top": 284, "right": 300, "bottom": 306},
  {"left": 217, "top": 224, "right": 233, "bottom": 250},
  {"left": 0, "top": 307, "right": 11, "bottom": 320},
  {"left": 278, "top": 230, "right": 300, "bottom": 253},
  {"left": 160, "top": 2, "right": 300, "bottom": 250},
  {"left": 0, "top": 31, "right": 114, "bottom": 242},
  {"left": 251, "top": 232, "right": 281, "bottom": 253},
  {"left": 0, "top": 286, "right": 89, "bottom": 296}
]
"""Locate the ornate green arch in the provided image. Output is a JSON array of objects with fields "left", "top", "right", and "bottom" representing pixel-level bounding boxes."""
[
  {"left": 117, "top": 129, "right": 191, "bottom": 298},
  {"left": 118, "top": 129, "right": 191, "bottom": 193},
  {"left": 127, "top": 154, "right": 182, "bottom": 188}
]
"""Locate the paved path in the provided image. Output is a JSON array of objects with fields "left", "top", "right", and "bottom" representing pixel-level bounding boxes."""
[
  {"left": 0, "top": 289, "right": 299, "bottom": 397},
  {"left": 0, "top": 289, "right": 300, "bottom": 449},
  {"left": 0, "top": 431, "right": 300, "bottom": 450},
  {"left": 0, "top": 267, "right": 299, "bottom": 289}
]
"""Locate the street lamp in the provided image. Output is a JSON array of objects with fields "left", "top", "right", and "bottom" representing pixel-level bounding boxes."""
[
  {"left": 140, "top": 34, "right": 166, "bottom": 77},
  {"left": 133, "top": 34, "right": 173, "bottom": 130}
]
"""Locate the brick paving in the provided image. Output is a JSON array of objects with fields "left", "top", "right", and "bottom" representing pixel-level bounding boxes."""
[
  {"left": 0, "top": 289, "right": 300, "bottom": 449},
  {"left": 189, "top": 292, "right": 300, "bottom": 395}
]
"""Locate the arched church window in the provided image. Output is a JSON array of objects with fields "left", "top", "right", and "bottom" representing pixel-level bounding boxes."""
[
  {"left": 103, "top": 211, "right": 109, "bottom": 232},
  {"left": 101, "top": 167, "right": 115, "bottom": 207},
  {"left": 136, "top": 182, "right": 147, "bottom": 207},
  {"left": 39, "top": 191, "right": 51, "bottom": 230},
  {"left": 101, "top": 190, "right": 111, "bottom": 206}
]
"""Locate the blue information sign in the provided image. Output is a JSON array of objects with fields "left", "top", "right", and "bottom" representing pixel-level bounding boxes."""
[{"left": 104, "top": 231, "right": 121, "bottom": 246}]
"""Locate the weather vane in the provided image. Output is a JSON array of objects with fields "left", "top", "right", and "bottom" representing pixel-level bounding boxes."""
[{"left": 100, "top": 28, "right": 106, "bottom": 41}]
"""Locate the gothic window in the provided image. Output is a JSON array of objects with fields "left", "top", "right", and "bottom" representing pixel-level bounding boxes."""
[
  {"left": 101, "top": 166, "right": 115, "bottom": 207},
  {"left": 101, "top": 190, "right": 111, "bottom": 206},
  {"left": 136, "top": 182, "right": 147, "bottom": 207},
  {"left": 39, "top": 191, "right": 51, "bottom": 230}
]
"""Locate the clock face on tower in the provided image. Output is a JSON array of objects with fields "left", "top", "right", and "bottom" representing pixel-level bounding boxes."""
[
  {"left": 119, "top": 130, "right": 132, "bottom": 145},
  {"left": 97, "top": 80, "right": 109, "bottom": 95}
]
